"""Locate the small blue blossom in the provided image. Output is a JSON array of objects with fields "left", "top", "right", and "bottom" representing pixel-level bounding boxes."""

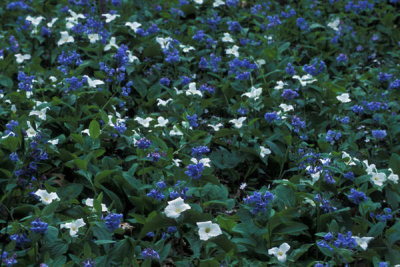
[
  {"left": 30, "top": 218, "right": 48, "bottom": 234},
  {"left": 105, "top": 213, "right": 123, "bottom": 231},
  {"left": 142, "top": 248, "right": 160, "bottom": 260},
  {"left": 348, "top": 189, "right": 367, "bottom": 204}
]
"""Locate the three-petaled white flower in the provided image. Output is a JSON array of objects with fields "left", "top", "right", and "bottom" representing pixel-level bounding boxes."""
[
  {"left": 35, "top": 189, "right": 60, "bottom": 205},
  {"left": 60, "top": 218, "right": 85, "bottom": 237},
  {"left": 125, "top": 22, "right": 142, "bottom": 33},
  {"left": 268, "top": 243, "right": 290, "bottom": 263},
  {"left": 104, "top": 37, "right": 119, "bottom": 51},
  {"left": 135, "top": 117, "right": 153, "bottom": 128},
  {"left": 242, "top": 86, "right": 262, "bottom": 101},
  {"left": 102, "top": 13, "right": 120, "bottom": 23},
  {"left": 156, "top": 37, "right": 172, "bottom": 49},
  {"left": 370, "top": 171, "right": 387, "bottom": 186},
  {"left": 280, "top": 103, "right": 294, "bottom": 112},
  {"left": 226, "top": 45, "right": 239, "bottom": 57},
  {"left": 197, "top": 221, "right": 222, "bottom": 240},
  {"left": 342, "top": 151, "right": 357, "bottom": 166},
  {"left": 87, "top": 33, "right": 100, "bottom": 44},
  {"left": 328, "top": 18, "right": 340, "bottom": 31},
  {"left": 29, "top": 107, "right": 50, "bottom": 120},
  {"left": 230, "top": 117, "right": 246, "bottom": 128},
  {"left": 208, "top": 123, "right": 223, "bottom": 131},
  {"left": 222, "top": 32, "right": 234, "bottom": 43},
  {"left": 186, "top": 82, "right": 203, "bottom": 97},
  {"left": 66, "top": 10, "right": 85, "bottom": 29},
  {"left": 169, "top": 125, "right": 183, "bottom": 136},
  {"left": 260, "top": 146, "right": 271, "bottom": 158},
  {"left": 337, "top": 93, "right": 351, "bottom": 103},
  {"left": 180, "top": 44, "right": 195, "bottom": 53},
  {"left": 191, "top": 157, "right": 211, "bottom": 167},
  {"left": 213, "top": 0, "right": 225, "bottom": 7},
  {"left": 155, "top": 116, "right": 169, "bottom": 127},
  {"left": 57, "top": 31, "right": 74, "bottom": 46},
  {"left": 26, "top": 121, "right": 37, "bottom": 138},
  {"left": 26, "top": 15, "right": 44, "bottom": 33},
  {"left": 84, "top": 75, "right": 104, "bottom": 88},
  {"left": 292, "top": 74, "right": 317, "bottom": 86},
  {"left": 388, "top": 168, "right": 399, "bottom": 184},
  {"left": 157, "top": 98, "right": 173, "bottom": 106},
  {"left": 84, "top": 198, "right": 108, "bottom": 212},
  {"left": 15, "top": 54, "right": 31, "bottom": 64},
  {"left": 47, "top": 18, "right": 58, "bottom": 28},
  {"left": 164, "top": 197, "right": 191, "bottom": 219},
  {"left": 352, "top": 236, "right": 373, "bottom": 250},
  {"left": 274, "top": 80, "right": 288, "bottom": 90}
]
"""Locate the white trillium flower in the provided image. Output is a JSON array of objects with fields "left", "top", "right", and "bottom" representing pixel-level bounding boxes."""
[
  {"left": 15, "top": 54, "right": 31, "bottom": 64},
  {"left": 170, "top": 125, "right": 183, "bottom": 136},
  {"left": 156, "top": 37, "right": 172, "bottom": 49},
  {"left": 193, "top": 0, "right": 203, "bottom": 4},
  {"left": 29, "top": 107, "right": 50, "bottom": 120},
  {"left": 155, "top": 116, "right": 169, "bottom": 127},
  {"left": 82, "top": 129, "right": 90, "bottom": 136},
  {"left": 11, "top": 105, "right": 17, "bottom": 113},
  {"left": 174, "top": 87, "right": 184, "bottom": 95},
  {"left": 164, "top": 197, "right": 191, "bottom": 219},
  {"left": 49, "top": 76, "right": 57, "bottom": 82},
  {"left": 226, "top": 45, "right": 239, "bottom": 57},
  {"left": 84, "top": 198, "right": 108, "bottom": 212},
  {"left": 274, "top": 80, "right": 288, "bottom": 90},
  {"left": 125, "top": 21, "right": 142, "bottom": 32},
  {"left": 342, "top": 151, "right": 357, "bottom": 166},
  {"left": 47, "top": 18, "right": 58, "bottom": 28},
  {"left": 260, "top": 146, "right": 271, "bottom": 158},
  {"left": 157, "top": 98, "right": 173, "bottom": 106},
  {"left": 230, "top": 117, "right": 246, "bottom": 128},
  {"left": 127, "top": 51, "right": 139, "bottom": 63},
  {"left": 26, "top": 121, "right": 37, "bottom": 138},
  {"left": 280, "top": 103, "right": 294, "bottom": 112},
  {"left": 104, "top": 37, "right": 119, "bottom": 51},
  {"left": 197, "top": 221, "right": 222, "bottom": 240},
  {"left": 310, "top": 171, "right": 321, "bottom": 183},
  {"left": 26, "top": 16, "right": 44, "bottom": 33},
  {"left": 213, "top": 0, "right": 225, "bottom": 7},
  {"left": 222, "top": 32, "right": 234, "bottom": 43},
  {"left": 48, "top": 139, "right": 59, "bottom": 145},
  {"left": 268, "top": 243, "right": 290, "bottom": 263},
  {"left": 88, "top": 33, "right": 100, "bottom": 44},
  {"left": 363, "top": 160, "right": 377, "bottom": 175},
  {"left": 337, "top": 93, "right": 351, "bottom": 103},
  {"left": 256, "top": 59, "right": 266, "bottom": 67},
  {"left": 66, "top": 10, "right": 85, "bottom": 29},
  {"left": 353, "top": 236, "right": 373, "bottom": 250},
  {"left": 58, "top": 31, "right": 74, "bottom": 46},
  {"left": 60, "top": 218, "right": 85, "bottom": 237},
  {"left": 242, "top": 86, "right": 262, "bottom": 100},
  {"left": 328, "top": 18, "right": 340, "bottom": 31},
  {"left": 180, "top": 44, "right": 195, "bottom": 53},
  {"left": 84, "top": 75, "right": 104, "bottom": 88},
  {"left": 135, "top": 117, "right": 153, "bottom": 127},
  {"left": 388, "top": 168, "right": 399, "bottom": 184},
  {"left": 191, "top": 157, "right": 211, "bottom": 167},
  {"left": 370, "top": 171, "right": 387, "bottom": 186},
  {"left": 35, "top": 189, "right": 60, "bottom": 205},
  {"left": 208, "top": 123, "right": 223, "bottom": 131},
  {"left": 240, "top": 183, "right": 247, "bottom": 190},
  {"left": 292, "top": 74, "right": 317, "bottom": 86},
  {"left": 172, "top": 158, "right": 182, "bottom": 167},
  {"left": 102, "top": 13, "right": 120, "bottom": 23},
  {"left": 186, "top": 82, "right": 203, "bottom": 97}
]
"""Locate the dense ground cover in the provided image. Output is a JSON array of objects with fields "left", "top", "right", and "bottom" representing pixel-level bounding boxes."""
[{"left": 1, "top": 0, "right": 400, "bottom": 266}]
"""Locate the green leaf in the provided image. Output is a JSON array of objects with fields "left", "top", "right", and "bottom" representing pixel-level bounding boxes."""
[
  {"left": 89, "top": 120, "right": 101, "bottom": 139},
  {"left": 94, "top": 170, "right": 117, "bottom": 187}
]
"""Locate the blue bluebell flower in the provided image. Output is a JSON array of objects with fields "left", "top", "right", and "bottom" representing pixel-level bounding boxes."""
[
  {"left": 142, "top": 248, "right": 159, "bottom": 260},
  {"left": 105, "top": 213, "right": 123, "bottom": 231}
]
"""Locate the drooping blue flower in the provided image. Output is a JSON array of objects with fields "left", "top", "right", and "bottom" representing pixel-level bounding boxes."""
[
  {"left": 191, "top": 146, "right": 210, "bottom": 159},
  {"left": 243, "top": 191, "right": 274, "bottom": 215},
  {"left": 147, "top": 189, "right": 165, "bottom": 201},
  {"left": 336, "top": 53, "right": 348, "bottom": 63},
  {"left": 31, "top": 218, "right": 48, "bottom": 234},
  {"left": 296, "top": 17, "right": 309, "bottom": 31},
  {"left": 142, "top": 248, "right": 160, "bottom": 260},
  {"left": 264, "top": 112, "right": 280, "bottom": 123},
  {"left": 348, "top": 189, "right": 367, "bottom": 204},
  {"left": 371, "top": 130, "right": 387, "bottom": 140},
  {"left": 185, "top": 163, "right": 204, "bottom": 180},
  {"left": 187, "top": 114, "right": 199, "bottom": 128},
  {"left": 104, "top": 213, "right": 123, "bottom": 231},
  {"left": 286, "top": 63, "right": 296, "bottom": 75},
  {"left": 137, "top": 138, "right": 151, "bottom": 149}
]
